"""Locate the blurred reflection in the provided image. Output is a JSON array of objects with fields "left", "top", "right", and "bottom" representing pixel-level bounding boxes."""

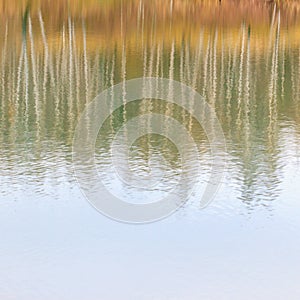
[{"left": 0, "top": 1, "right": 300, "bottom": 209}]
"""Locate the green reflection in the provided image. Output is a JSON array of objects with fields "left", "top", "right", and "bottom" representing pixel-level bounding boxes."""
[{"left": 0, "top": 2, "right": 299, "bottom": 208}]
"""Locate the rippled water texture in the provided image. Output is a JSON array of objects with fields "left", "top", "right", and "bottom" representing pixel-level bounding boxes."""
[{"left": 0, "top": 1, "right": 300, "bottom": 299}]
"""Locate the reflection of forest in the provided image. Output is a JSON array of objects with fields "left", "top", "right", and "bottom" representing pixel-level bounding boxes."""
[
  {"left": 0, "top": 2, "right": 299, "bottom": 206},
  {"left": 1, "top": 0, "right": 300, "bottom": 23},
  {"left": 1, "top": 0, "right": 300, "bottom": 50}
]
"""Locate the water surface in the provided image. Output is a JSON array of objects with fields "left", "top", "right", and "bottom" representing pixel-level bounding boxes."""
[{"left": 0, "top": 1, "right": 300, "bottom": 299}]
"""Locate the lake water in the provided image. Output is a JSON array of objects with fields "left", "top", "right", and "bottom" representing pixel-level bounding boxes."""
[{"left": 1, "top": 1, "right": 300, "bottom": 299}]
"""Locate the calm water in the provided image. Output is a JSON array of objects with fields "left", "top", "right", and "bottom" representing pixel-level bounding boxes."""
[{"left": 1, "top": 1, "right": 300, "bottom": 299}]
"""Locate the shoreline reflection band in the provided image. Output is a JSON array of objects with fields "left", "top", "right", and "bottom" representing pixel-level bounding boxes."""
[{"left": 72, "top": 78, "right": 226, "bottom": 223}]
